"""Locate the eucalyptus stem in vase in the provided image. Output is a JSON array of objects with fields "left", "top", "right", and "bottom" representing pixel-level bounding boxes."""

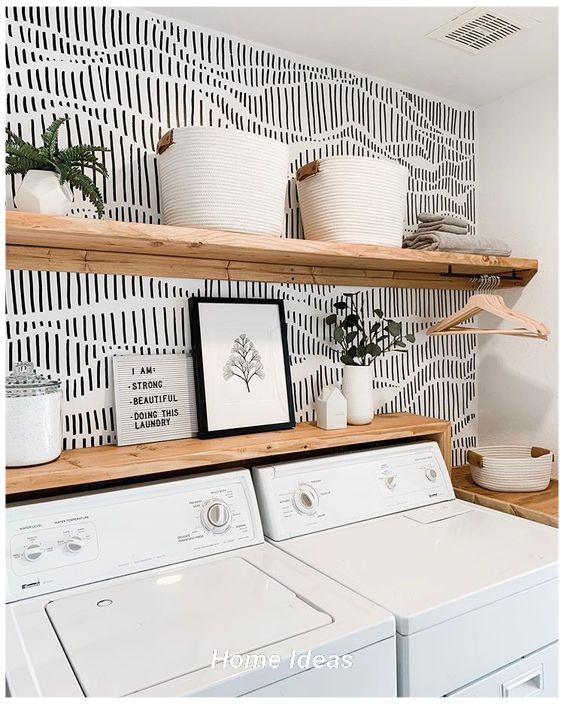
[{"left": 325, "top": 292, "right": 415, "bottom": 424}]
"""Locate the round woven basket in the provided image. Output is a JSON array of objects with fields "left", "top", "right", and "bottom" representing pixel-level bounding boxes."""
[
  {"left": 468, "top": 446, "right": 553, "bottom": 492},
  {"left": 295, "top": 156, "right": 408, "bottom": 246},
  {"left": 157, "top": 127, "right": 289, "bottom": 237}
]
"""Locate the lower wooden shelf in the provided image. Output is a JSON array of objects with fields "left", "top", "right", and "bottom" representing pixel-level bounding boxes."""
[
  {"left": 6, "top": 413, "right": 451, "bottom": 497},
  {"left": 452, "top": 465, "right": 558, "bottom": 527}
]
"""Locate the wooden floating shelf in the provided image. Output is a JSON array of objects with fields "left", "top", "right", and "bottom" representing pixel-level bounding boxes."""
[
  {"left": 452, "top": 465, "right": 558, "bottom": 528},
  {"left": 6, "top": 413, "right": 451, "bottom": 496},
  {"left": 6, "top": 211, "right": 537, "bottom": 289}
]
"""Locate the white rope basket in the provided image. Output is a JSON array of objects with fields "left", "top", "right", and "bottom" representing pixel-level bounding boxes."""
[
  {"left": 157, "top": 127, "right": 289, "bottom": 237},
  {"left": 467, "top": 446, "right": 553, "bottom": 492},
  {"left": 296, "top": 156, "right": 408, "bottom": 246}
]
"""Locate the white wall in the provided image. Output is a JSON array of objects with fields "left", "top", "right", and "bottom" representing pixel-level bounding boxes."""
[{"left": 477, "top": 74, "right": 558, "bottom": 475}]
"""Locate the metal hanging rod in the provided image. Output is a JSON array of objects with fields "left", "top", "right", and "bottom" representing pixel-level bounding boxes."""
[{"left": 440, "top": 266, "right": 521, "bottom": 281}]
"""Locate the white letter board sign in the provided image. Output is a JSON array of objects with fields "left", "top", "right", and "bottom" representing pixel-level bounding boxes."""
[{"left": 112, "top": 353, "right": 198, "bottom": 446}]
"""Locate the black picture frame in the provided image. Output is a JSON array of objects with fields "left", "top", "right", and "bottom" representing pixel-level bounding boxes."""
[{"left": 189, "top": 297, "right": 296, "bottom": 439}]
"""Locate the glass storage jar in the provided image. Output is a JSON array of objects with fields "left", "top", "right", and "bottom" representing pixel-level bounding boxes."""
[{"left": 6, "top": 362, "right": 62, "bottom": 467}]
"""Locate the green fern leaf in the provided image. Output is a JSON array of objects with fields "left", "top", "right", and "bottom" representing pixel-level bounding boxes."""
[
  {"left": 58, "top": 146, "right": 109, "bottom": 177},
  {"left": 59, "top": 144, "right": 110, "bottom": 157},
  {"left": 56, "top": 164, "right": 72, "bottom": 185},
  {"left": 37, "top": 145, "right": 52, "bottom": 159},
  {"left": 5, "top": 127, "right": 29, "bottom": 148},
  {"left": 6, "top": 143, "right": 39, "bottom": 158},
  {"left": 41, "top": 116, "right": 68, "bottom": 157},
  {"left": 66, "top": 169, "right": 105, "bottom": 218},
  {"left": 6, "top": 159, "right": 45, "bottom": 175},
  {"left": 6, "top": 143, "right": 50, "bottom": 166}
]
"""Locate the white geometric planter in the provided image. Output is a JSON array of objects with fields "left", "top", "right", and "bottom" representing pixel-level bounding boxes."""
[{"left": 14, "top": 169, "right": 73, "bottom": 215}]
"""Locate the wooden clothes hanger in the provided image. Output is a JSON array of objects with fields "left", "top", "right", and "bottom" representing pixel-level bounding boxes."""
[{"left": 426, "top": 275, "right": 550, "bottom": 340}]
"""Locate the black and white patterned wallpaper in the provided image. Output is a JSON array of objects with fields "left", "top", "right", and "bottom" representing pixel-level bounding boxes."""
[{"left": 5, "top": 7, "right": 477, "bottom": 465}]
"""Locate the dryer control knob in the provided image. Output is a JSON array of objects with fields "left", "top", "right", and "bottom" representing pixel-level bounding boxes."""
[
  {"left": 201, "top": 501, "right": 231, "bottom": 534},
  {"left": 425, "top": 468, "right": 438, "bottom": 482},
  {"left": 23, "top": 543, "right": 44, "bottom": 562},
  {"left": 385, "top": 475, "right": 397, "bottom": 491},
  {"left": 65, "top": 536, "right": 85, "bottom": 553},
  {"left": 293, "top": 485, "right": 319, "bottom": 515}
]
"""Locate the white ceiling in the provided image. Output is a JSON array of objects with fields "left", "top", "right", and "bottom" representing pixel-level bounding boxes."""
[{"left": 141, "top": 6, "right": 558, "bottom": 106}]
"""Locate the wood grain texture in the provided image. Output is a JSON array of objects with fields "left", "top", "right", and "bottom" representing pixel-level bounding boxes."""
[
  {"left": 452, "top": 465, "right": 558, "bottom": 527},
  {"left": 6, "top": 412, "right": 451, "bottom": 496},
  {"left": 6, "top": 212, "right": 538, "bottom": 289},
  {"left": 430, "top": 423, "right": 452, "bottom": 474}
]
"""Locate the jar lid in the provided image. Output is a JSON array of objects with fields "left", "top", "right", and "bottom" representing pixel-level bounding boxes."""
[{"left": 6, "top": 362, "right": 61, "bottom": 397}]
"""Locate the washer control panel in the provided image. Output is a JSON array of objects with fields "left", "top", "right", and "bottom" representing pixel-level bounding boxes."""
[
  {"left": 252, "top": 442, "right": 454, "bottom": 540},
  {"left": 10, "top": 521, "right": 98, "bottom": 576},
  {"left": 6, "top": 469, "right": 261, "bottom": 602}
]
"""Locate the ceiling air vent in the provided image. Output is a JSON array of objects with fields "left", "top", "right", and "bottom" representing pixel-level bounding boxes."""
[{"left": 427, "top": 8, "right": 530, "bottom": 55}]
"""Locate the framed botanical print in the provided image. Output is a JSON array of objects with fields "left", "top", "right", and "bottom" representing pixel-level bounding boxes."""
[{"left": 189, "top": 297, "right": 295, "bottom": 438}]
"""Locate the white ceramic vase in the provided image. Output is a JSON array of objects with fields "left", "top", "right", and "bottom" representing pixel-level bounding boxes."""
[
  {"left": 14, "top": 169, "right": 73, "bottom": 215},
  {"left": 341, "top": 365, "right": 374, "bottom": 425}
]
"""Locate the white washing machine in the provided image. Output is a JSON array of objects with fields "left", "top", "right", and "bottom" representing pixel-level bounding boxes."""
[
  {"left": 6, "top": 469, "right": 397, "bottom": 697},
  {"left": 252, "top": 442, "right": 559, "bottom": 697}
]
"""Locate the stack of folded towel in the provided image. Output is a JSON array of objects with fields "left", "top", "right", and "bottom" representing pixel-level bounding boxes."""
[{"left": 402, "top": 213, "right": 512, "bottom": 256}]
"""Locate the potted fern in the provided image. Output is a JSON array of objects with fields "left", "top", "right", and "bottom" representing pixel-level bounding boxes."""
[
  {"left": 325, "top": 292, "right": 415, "bottom": 424},
  {"left": 6, "top": 117, "right": 109, "bottom": 218}
]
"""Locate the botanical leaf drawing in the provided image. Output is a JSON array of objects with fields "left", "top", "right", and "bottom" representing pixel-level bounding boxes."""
[{"left": 223, "top": 334, "right": 265, "bottom": 392}]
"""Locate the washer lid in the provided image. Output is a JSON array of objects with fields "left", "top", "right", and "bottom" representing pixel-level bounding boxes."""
[{"left": 45, "top": 557, "right": 332, "bottom": 697}]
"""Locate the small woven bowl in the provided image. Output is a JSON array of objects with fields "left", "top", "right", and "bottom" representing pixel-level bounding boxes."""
[{"left": 467, "top": 446, "right": 553, "bottom": 492}]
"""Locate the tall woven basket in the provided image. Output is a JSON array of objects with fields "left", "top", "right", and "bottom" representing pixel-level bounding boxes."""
[
  {"left": 157, "top": 127, "right": 289, "bottom": 237},
  {"left": 467, "top": 446, "right": 553, "bottom": 492},
  {"left": 296, "top": 156, "right": 408, "bottom": 246}
]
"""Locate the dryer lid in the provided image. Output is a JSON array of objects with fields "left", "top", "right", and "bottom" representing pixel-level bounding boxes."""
[
  {"left": 278, "top": 501, "right": 558, "bottom": 635},
  {"left": 45, "top": 557, "right": 332, "bottom": 697}
]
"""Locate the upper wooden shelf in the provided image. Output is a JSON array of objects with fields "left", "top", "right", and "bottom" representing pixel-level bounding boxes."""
[
  {"left": 6, "top": 413, "right": 451, "bottom": 497},
  {"left": 6, "top": 211, "right": 537, "bottom": 289}
]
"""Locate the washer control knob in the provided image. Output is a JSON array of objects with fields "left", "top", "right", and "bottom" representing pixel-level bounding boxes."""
[
  {"left": 23, "top": 543, "right": 44, "bottom": 562},
  {"left": 425, "top": 468, "right": 438, "bottom": 482},
  {"left": 65, "top": 536, "right": 85, "bottom": 553},
  {"left": 293, "top": 485, "right": 319, "bottom": 515},
  {"left": 201, "top": 501, "right": 231, "bottom": 533},
  {"left": 385, "top": 475, "right": 397, "bottom": 491}
]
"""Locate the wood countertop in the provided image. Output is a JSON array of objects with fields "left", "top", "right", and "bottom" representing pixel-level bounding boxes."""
[{"left": 452, "top": 465, "right": 558, "bottom": 527}]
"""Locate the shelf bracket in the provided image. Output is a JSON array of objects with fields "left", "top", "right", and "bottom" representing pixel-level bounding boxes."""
[{"left": 440, "top": 266, "right": 521, "bottom": 282}]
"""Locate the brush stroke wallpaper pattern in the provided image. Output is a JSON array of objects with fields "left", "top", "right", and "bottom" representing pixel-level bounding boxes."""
[{"left": 5, "top": 6, "right": 477, "bottom": 465}]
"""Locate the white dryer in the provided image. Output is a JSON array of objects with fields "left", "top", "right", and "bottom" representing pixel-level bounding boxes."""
[
  {"left": 252, "top": 442, "right": 559, "bottom": 697},
  {"left": 6, "top": 469, "right": 396, "bottom": 697}
]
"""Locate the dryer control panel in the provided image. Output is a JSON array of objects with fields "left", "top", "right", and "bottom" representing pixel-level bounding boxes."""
[
  {"left": 252, "top": 442, "right": 454, "bottom": 540},
  {"left": 6, "top": 469, "right": 262, "bottom": 602}
]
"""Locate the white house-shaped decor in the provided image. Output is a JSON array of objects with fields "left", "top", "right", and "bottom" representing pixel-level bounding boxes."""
[{"left": 315, "top": 386, "right": 347, "bottom": 430}]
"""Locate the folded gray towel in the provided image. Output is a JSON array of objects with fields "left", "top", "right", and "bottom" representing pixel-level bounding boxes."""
[
  {"left": 417, "top": 213, "right": 469, "bottom": 227},
  {"left": 403, "top": 232, "right": 512, "bottom": 256},
  {"left": 417, "top": 223, "right": 468, "bottom": 235}
]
